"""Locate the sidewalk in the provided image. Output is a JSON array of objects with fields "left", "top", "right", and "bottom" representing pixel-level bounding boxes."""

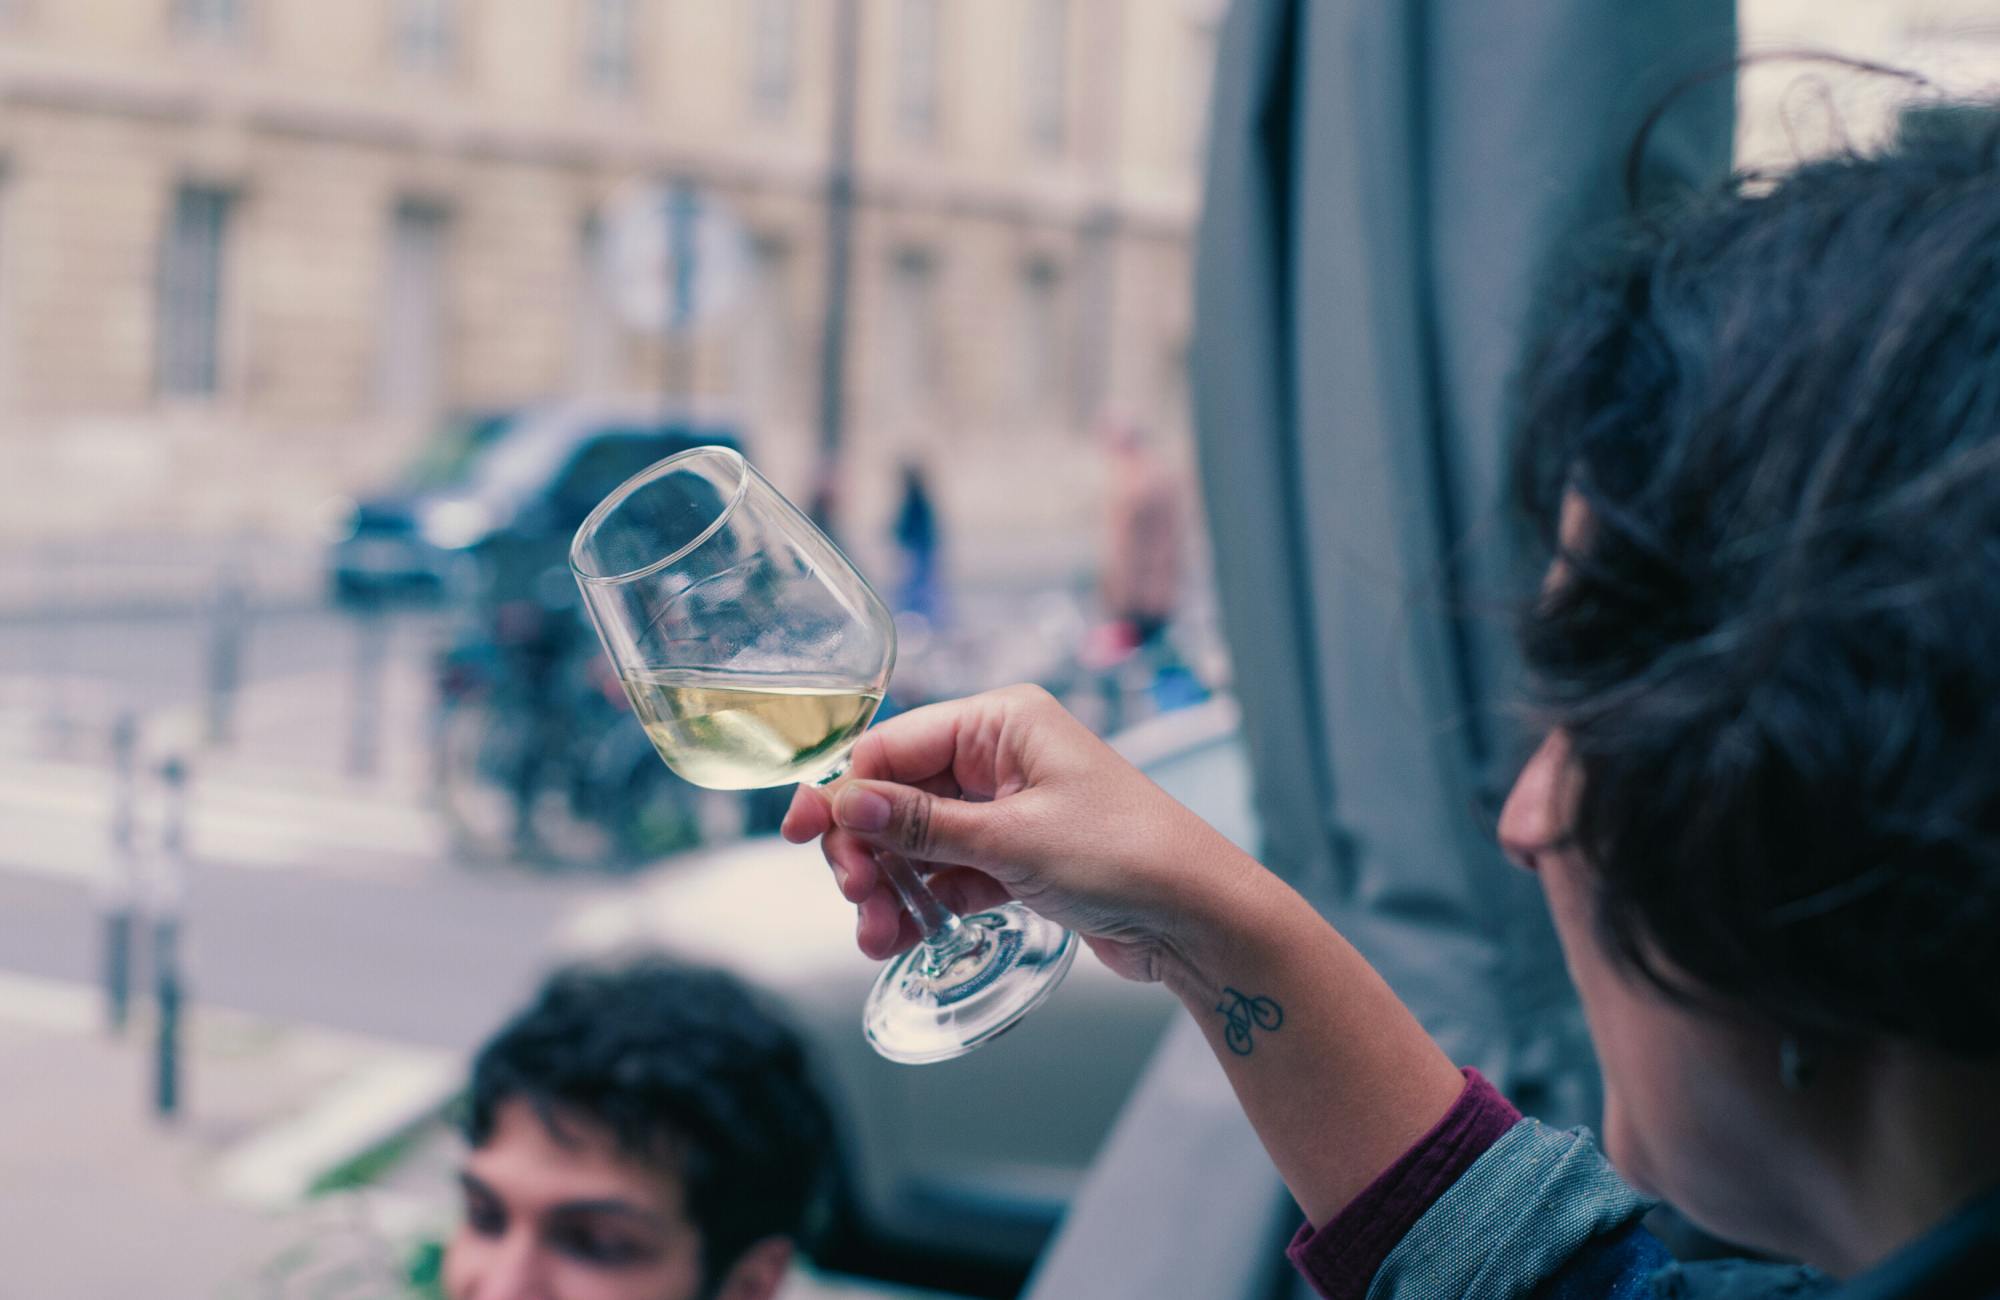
[
  {"left": 0, "top": 536, "right": 326, "bottom": 623},
  {"left": 0, "top": 972, "right": 455, "bottom": 1299},
  {"left": 0, "top": 626, "right": 449, "bottom": 886}
]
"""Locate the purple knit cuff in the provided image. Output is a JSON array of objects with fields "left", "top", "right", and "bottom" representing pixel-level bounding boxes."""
[{"left": 1285, "top": 1068, "right": 1522, "bottom": 1300}]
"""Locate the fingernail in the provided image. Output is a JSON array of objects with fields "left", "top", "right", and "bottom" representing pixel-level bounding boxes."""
[
  {"left": 833, "top": 864, "right": 850, "bottom": 892},
  {"left": 837, "top": 786, "right": 892, "bottom": 832}
]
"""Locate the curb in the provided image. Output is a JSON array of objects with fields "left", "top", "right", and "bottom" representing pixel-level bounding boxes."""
[{"left": 211, "top": 1049, "right": 462, "bottom": 1210}]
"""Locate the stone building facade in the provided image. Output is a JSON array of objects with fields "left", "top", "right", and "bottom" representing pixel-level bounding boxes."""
[
  {"left": 1, "top": 0, "right": 1994, "bottom": 575},
  {"left": 0, "top": 0, "right": 1220, "bottom": 579}
]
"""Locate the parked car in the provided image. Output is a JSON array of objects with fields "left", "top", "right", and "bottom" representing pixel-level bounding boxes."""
[
  {"left": 327, "top": 400, "right": 741, "bottom": 606},
  {"left": 556, "top": 695, "right": 1257, "bottom": 1290}
]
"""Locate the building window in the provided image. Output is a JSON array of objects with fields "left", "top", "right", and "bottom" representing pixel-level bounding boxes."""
[
  {"left": 157, "top": 185, "right": 233, "bottom": 399},
  {"left": 750, "top": 0, "right": 796, "bottom": 120},
  {"left": 1024, "top": 0, "right": 1066, "bottom": 154},
  {"left": 175, "top": 0, "right": 243, "bottom": 40},
  {"left": 736, "top": 235, "right": 794, "bottom": 417},
  {"left": 396, "top": 0, "right": 453, "bottom": 75},
  {"left": 884, "top": 248, "right": 939, "bottom": 416},
  {"left": 572, "top": 212, "right": 619, "bottom": 395},
  {"left": 379, "top": 199, "right": 450, "bottom": 415},
  {"left": 585, "top": 0, "right": 638, "bottom": 96},
  {"left": 1017, "top": 258, "right": 1063, "bottom": 420},
  {"left": 895, "top": 0, "right": 941, "bottom": 141}
]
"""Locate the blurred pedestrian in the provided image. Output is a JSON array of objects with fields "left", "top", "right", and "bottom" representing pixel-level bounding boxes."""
[
  {"left": 445, "top": 958, "right": 834, "bottom": 1300},
  {"left": 1097, "top": 414, "right": 1185, "bottom": 651},
  {"left": 889, "top": 459, "right": 943, "bottom": 625}
]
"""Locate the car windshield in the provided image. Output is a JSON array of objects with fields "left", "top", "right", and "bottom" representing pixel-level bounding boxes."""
[
  {"left": 459, "top": 413, "right": 600, "bottom": 505},
  {"left": 400, "top": 411, "right": 515, "bottom": 490}
]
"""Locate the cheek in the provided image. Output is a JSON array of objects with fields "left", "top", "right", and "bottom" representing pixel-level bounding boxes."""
[
  {"left": 1537, "top": 862, "right": 1764, "bottom": 1209},
  {"left": 1537, "top": 862, "right": 1685, "bottom": 1190}
]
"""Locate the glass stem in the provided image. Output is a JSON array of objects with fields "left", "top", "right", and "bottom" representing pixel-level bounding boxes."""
[
  {"left": 813, "top": 766, "right": 983, "bottom": 975},
  {"left": 875, "top": 848, "right": 982, "bottom": 975}
]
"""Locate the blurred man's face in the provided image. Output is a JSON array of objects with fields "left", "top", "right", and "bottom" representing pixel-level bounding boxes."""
[{"left": 444, "top": 1098, "right": 710, "bottom": 1300}]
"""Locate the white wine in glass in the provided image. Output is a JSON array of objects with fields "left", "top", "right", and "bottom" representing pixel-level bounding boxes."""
[
  {"left": 621, "top": 668, "right": 883, "bottom": 790},
  {"left": 570, "top": 446, "right": 1077, "bottom": 1063}
]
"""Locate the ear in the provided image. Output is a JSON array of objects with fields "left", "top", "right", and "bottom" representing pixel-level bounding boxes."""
[{"left": 712, "top": 1236, "right": 794, "bottom": 1300}]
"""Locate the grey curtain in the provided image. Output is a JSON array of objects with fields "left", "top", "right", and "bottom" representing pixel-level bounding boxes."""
[
  {"left": 1194, "top": 0, "right": 1735, "bottom": 1123},
  {"left": 1029, "top": 6, "right": 1735, "bottom": 1295}
]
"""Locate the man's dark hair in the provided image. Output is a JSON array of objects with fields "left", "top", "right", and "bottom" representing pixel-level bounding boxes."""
[
  {"left": 1512, "top": 106, "right": 2000, "bottom": 1055},
  {"left": 463, "top": 958, "right": 836, "bottom": 1284}
]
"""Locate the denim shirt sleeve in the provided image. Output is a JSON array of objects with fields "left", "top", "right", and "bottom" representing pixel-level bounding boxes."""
[{"left": 1363, "top": 1118, "right": 1655, "bottom": 1300}]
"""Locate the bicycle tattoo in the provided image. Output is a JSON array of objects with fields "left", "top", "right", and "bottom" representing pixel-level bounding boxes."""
[{"left": 1214, "top": 986, "right": 1284, "bottom": 1056}]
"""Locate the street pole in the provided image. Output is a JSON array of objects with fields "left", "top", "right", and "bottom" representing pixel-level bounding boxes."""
[
  {"left": 812, "top": 0, "right": 861, "bottom": 536},
  {"left": 153, "top": 753, "right": 189, "bottom": 1121},
  {"left": 347, "top": 594, "right": 386, "bottom": 778},
  {"left": 205, "top": 557, "right": 247, "bottom": 747},
  {"left": 102, "top": 709, "right": 139, "bottom": 1034}
]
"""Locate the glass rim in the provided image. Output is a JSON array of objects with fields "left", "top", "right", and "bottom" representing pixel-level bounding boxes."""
[{"left": 568, "top": 444, "right": 751, "bottom": 585}]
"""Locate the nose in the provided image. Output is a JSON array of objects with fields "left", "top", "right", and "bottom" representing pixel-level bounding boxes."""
[{"left": 1498, "top": 731, "right": 1567, "bottom": 872}]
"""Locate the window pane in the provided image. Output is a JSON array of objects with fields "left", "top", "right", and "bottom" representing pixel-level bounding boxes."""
[
  {"left": 750, "top": 0, "right": 796, "bottom": 119},
  {"left": 379, "top": 200, "right": 450, "bottom": 414},
  {"left": 1025, "top": 0, "right": 1066, "bottom": 153},
  {"left": 1017, "top": 259, "right": 1062, "bottom": 421},
  {"left": 895, "top": 0, "right": 939, "bottom": 139},
  {"left": 586, "top": 0, "right": 638, "bottom": 95},
  {"left": 175, "top": 0, "right": 241, "bottom": 38},
  {"left": 884, "top": 249, "right": 938, "bottom": 417},
  {"left": 737, "top": 236, "right": 794, "bottom": 419},
  {"left": 397, "top": 0, "right": 453, "bottom": 74},
  {"left": 572, "top": 213, "right": 620, "bottom": 394},
  {"left": 157, "top": 185, "right": 232, "bottom": 399}
]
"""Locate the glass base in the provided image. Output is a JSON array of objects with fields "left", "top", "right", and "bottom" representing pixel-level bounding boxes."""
[{"left": 862, "top": 904, "right": 1078, "bottom": 1064}]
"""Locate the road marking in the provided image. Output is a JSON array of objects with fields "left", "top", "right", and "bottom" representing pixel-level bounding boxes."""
[{"left": 0, "top": 753, "right": 445, "bottom": 883}]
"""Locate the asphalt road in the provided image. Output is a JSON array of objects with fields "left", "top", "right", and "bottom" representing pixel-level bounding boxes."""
[
  {"left": 0, "top": 855, "right": 609, "bottom": 1048},
  {"left": 0, "top": 604, "right": 444, "bottom": 713},
  {"left": 0, "top": 601, "right": 615, "bottom": 1049}
]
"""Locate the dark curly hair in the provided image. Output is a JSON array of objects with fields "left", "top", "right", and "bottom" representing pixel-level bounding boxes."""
[
  {"left": 1513, "top": 106, "right": 2000, "bottom": 1055},
  {"left": 462, "top": 958, "right": 836, "bottom": 1287}
]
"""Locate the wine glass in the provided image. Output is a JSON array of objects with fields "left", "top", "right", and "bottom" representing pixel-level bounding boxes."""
[{"left": 569, "top": 446, "right": 1077, "bottom": 1063}]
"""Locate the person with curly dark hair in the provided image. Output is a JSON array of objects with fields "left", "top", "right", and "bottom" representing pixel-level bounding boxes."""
[
  {"left": 443, "top": 959, "right": 834, "bottom": 1300},
  {"left": 784, "top": 116, "right": 2000, "bottom": 1297}
]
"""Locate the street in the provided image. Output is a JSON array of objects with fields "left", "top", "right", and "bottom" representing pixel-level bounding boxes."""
[
  {"left": 0, "top": 601, "right": 622, "bottom": 1046},
  {"left": 0, "top": 598, "right": 675, "bottom": 1296},
  {"left": 0, "top": 856, "right": 607, "bottom": 1049}
]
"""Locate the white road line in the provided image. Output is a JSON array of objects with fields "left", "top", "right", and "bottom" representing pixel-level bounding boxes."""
[{"left": 0, "top": 755, "right": 445, "bottom": 882}]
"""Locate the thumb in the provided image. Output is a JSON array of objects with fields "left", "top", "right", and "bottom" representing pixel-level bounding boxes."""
[{"left": 833, "top": 780, "right": 1004, "bottom": 870}]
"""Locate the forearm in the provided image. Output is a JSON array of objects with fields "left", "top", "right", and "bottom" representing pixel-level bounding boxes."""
[{"left": 1154, "top": 851, "right": 1466, "bottom": 1228}]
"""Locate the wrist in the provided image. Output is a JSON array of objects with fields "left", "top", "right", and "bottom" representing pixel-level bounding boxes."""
[{"left": 1151, "top": 833, "right": 1301, "bottom": 1006}]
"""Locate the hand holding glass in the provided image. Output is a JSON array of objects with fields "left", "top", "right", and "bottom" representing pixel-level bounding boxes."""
[{"left": 569, "top": 448, "right": 1076, "bottom": 1062}]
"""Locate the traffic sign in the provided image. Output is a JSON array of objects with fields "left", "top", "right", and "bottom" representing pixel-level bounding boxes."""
[{"left": 599, "top": 179, "right": 751, "bottom": 335}]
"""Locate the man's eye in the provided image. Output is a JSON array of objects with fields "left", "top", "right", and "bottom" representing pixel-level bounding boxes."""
[
  {"left": 550, "top": 1223, "right": 649, "bottom": 1267},
  {"left": 462, "top": 1195, "right": 505, "bottom": 1237}
]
